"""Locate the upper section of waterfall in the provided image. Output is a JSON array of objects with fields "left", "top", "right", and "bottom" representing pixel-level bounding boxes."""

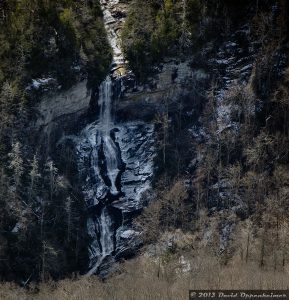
[{"left": 99, "top": 76, "right": 113, "bottom": 134}]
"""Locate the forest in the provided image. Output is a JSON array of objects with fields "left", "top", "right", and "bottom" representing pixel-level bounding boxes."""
[{"left": 0, "top": 0, "right": 289, "bottom": 299}]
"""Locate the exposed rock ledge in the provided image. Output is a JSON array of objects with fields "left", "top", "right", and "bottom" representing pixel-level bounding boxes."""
[
  {"left": 35, "top": 0, "right": 128, "bottom": 129},
  {"left": 34, "top": 0, "right": 208, "bottom": 129},
  {"left": 35, "top": 80, "right": 91, "bottom": 128}
]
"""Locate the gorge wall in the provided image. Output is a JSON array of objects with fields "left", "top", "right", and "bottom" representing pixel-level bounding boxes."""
[
  {"left": 33, "top": 0, "right": 206, "bottom": 276},
  {"left": 1, "top": 0, "right": 289, "bottom": 283},
  {"left": 34, "top": 0, "right": 289, "bottom": 276},
  {"left": 42, "top": 0, "right": 158, "bottom": 276}
]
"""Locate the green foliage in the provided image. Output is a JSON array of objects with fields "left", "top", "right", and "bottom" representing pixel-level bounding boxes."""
[
  {"left": 122, "top": 0, "right": 201, "bottom": 81},
  {"left": 121, "top": 2, "right": 156, "bottom": 80},
  {"left": 59, "top": 8, "right": 78, "bottom": 44},
  {"left": 0, "top": 0, "right": 110, "bottom": 281},
  {"left": 0, "top": 0, "right": 111, "bottom": 90}
]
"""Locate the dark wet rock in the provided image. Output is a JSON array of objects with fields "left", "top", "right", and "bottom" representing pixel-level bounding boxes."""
[
  {"left": 115, "top": 226, "right": 142, "bottom": 259},
  {"left": 75, "top": 120, "right": 155, "bottom": 274}
]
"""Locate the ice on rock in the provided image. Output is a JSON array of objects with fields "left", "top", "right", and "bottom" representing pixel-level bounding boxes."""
[
  {"left": 75, "top": 0, "right": 156, "bottom": 276},
  {"left": 26, "top": 77, "right": 55, "bottom": 91},
  {"left": 76, "top": 85, "right": 155, "bottom": 274},
  {"left": 120, "top": 230, "right": 137, "bottom": 239}
]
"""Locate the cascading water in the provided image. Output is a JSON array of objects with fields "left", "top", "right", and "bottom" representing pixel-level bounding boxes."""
[
  {"left": 99, "top": 76, "right": 121, "bottom": 196},
  {"left": 74, "top": 0, "right": 156, "bottom": 276},
  {"left": 99, "top": 76, "right": 113, "bottom": 133},
  {"left": 99, "top": 207, "right": 114, "bottom": 257},
  {"left": 56, "top": 0, "right": 155, "bottom": 277},
  {"left": 86, "top": 206, "right": 115, "bottom": 276},
  {"left": 85, "top": 76, "right": 122, "bottom": 275},
  {"left": 103, "top": 135, "right": 120, "bottom": 195}
]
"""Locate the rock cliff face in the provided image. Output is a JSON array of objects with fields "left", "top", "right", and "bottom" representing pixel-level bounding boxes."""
[
  {"left": 32, "top": 0, "right": 206, "bottom": 276},
  {"left": 36, "top": 81, "right": 91, "bottom": 128},
  {"left": 34, "top": 0, "right": 202, "bottom": 129},
  {"left": 2, "top": 0, "right": 288, "bottom": 283},
  {"left": 32, "top": 0, "right": 287, "bottom": 278},
  {"left": 100, "top": 0, "right": 128, "bottom": 76},
  {"left": 76, "top": 119, "right": 155, "bottom": 275},
  {"left": 48, "top": 0, "right": 158, "bottom": 276}
]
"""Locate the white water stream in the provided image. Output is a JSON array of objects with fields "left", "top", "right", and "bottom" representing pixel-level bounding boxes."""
[
  {"left": 86, "top": 206, "right": 114, "bottom": 276},
  {"left": 86, "top": 75, "right": 121, "bottom": 275},
  {"left": 99, "top": 77, "right": 120, "bottom": 195},
  {"left": 84, "top": 0, "right": 155, "bottom": 276}
]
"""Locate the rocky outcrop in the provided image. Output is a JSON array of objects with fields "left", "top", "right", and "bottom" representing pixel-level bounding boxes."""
[
  {"left": 34, "top": 0, "right": 207, "bottom": 277},
  {"left": 117, "top": 61, "right": 209, "bottom": 121},
  {"left": 100, "top": 0, "right": 129, "bottom": 77},
  {"left": 76, "top": 120, "right": 155, "bottom": 275},
  {"left": 100, "top": 0, "right": 205, "bottom": 118},
  {"left": 65, "top": 0, "right": 160, "bottom": 276},
  {"left": 35, "top": 80, "right": 91, "bottom": 128},
  {"left": 193, "top": 24, "right": 260, "bottom": 212},
  {"left": 34, "top": 0, "right": 203, "bottom": 130}
]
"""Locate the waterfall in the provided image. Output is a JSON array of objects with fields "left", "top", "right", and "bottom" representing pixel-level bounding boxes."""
[
  {"left": 85, "top": 75, "right": 122, "bottom": 275},
  {"left": 98, "top": 76, "right": 121, "bottom": 196},
  {"left": 86, "top": 207, "right": 114, "bottom": 276},
  {"left": 103, "top": 135, "right": 120, "bottom": 195},
  {"left": 99, "top": 207, "right": 114, "bottom": 257},
  {"left": 84, "top": 0, "right": 124, "bottom": 275},
  {"left": 99, "top": 76, "right": 113, "bottom": 134},
  {"left": 77, "top": 0, "right": 155, "bottom": 276}
]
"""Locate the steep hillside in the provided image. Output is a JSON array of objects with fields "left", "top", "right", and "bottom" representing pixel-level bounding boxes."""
[
  {"left": 0, "top": 0, "right": 289, "bottom": 291},
  {"left": 120, "top": 0, "right": 289, "bottom": 273},
  {"left": 0, "top": 0, "right": 111, "bottom": 282}
]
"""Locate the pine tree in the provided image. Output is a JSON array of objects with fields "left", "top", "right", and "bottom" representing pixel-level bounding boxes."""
[
  {"left": 8, "top": 141, "right": 24, "bottom": 190},
  {"left": 28, "top": 154, "right": 41, "bottom": 201}
]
